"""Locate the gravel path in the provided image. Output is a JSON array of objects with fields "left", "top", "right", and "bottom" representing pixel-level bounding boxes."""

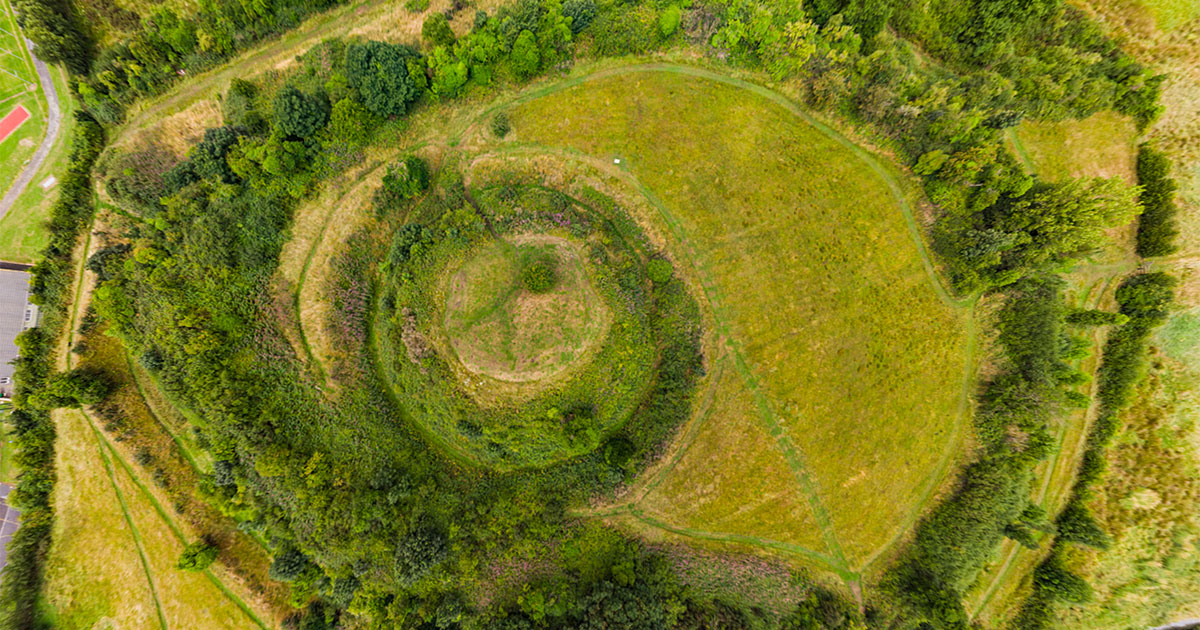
[{"left": 0, "top": 38, "right": 61, "bottom": 221}]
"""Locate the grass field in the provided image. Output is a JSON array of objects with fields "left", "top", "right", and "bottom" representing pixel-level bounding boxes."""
[
  {"left": 41, "top": 409, "right": 167, "bottom": 629},
  {"left": 0, "top": 63, "right": 72, "bottom": 263},
  {"left": 0, "top": 0, "right": 46, "bottom": 231},
  {"left": 511, "top": 68, "right": 972, "bottom": 575},
  {"left": 1009, "top": 111, "right": 1138, "bottom": 183}
]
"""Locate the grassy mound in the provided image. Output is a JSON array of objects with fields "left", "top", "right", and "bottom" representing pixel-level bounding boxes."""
[
  {"left": 443, "top": 235, "right": 611, "bottom": 383},
  {"left": 373, "top": 186, "right": 680, "bottom": 469}
]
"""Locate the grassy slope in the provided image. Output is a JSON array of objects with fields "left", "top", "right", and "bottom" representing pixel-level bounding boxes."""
[
  {"left": 512, "top": 69, "right": 971, "bottom": 575},
  {"left": 40, "top": 409, "right": 163, "bottom": 629}
]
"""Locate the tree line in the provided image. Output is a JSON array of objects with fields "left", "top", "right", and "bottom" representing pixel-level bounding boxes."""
[{"left": 0, "top": 113, "right": 104, "bottom": 627}]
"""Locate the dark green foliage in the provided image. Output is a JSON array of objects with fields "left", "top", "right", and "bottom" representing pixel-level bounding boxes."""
[
  {"left": 345, "top": 41, "right": 422, "bottom": 118},
  {"left": 28, "top": 367, "right": 114, "bottom": 409},
  {"left": 223, "top": 79, "right": 260, "bottom": 128},
  {"left": 1032, "top": 550, "right": 1091, "bottom": 603},
  {"left": 1135, "top": 144, "right": 1179, "bottom": 257},
  {"left": 273, "top": 86, "right": 330, "bottom": 139},
  {"left": 377, "top": 156, "right": 431, "bottom": 213},
  {"left": 388, "top": 223, "right": 431, "bottom": 264},
  {"left": 573, "top": 579, "right": 670, "bottom": 629},
  {"left": 394, "top": 523, "right": 447, "bottom": 585},
  {"left": 78, "top": 0, "right": 356, "bottom": 124},
  {"left": 563, "top": 0, "right": 596, "bottom": 33},
  {"left": 1055, "top": 498, "right": 1109, "bottom": 549},
  {"left": 781, "top": 587, "right": 862, "bottom": 629},
  {"left": 491, "top": 111, "right": 511, "bottom": 138},
  {"left": 12, "top": 0, "right": 90, "bottom": 73},
  {"left": 1065, "top": 309, "right": 1127, "bottom": 327},
  {"left": 423, "top": 13, "right": 457, "bottom": 49},
  {"left": 270, "top": 547, "right": 311, "bottom": 581},
  {"left": 177, "top": 540, "right": 219, "bottom": 571},
  {"left": 520, "top": 251, "right": 558, "bottom": 293}
]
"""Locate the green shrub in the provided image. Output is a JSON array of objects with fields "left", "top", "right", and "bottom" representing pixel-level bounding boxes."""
[
  {"left": 491, "top": 111, "right": 511, "bottom": 138},
  {"left": 1065, "top": 309, "right": 1128, "bottom": 327},
  {"left": 422, "top": 12, "right": 456, "bottom": 49},
  {"left": 521, "top": 252, "right": 558, "bottom": 293},
  {"left": 177, "top": 541, "right": 219, "bottom": 571},
  {"left": 405, "top": 0, "right": 429, "bottom": 11},
  {"left": 273, "top": 86, "right": 330, "bottom": 139},
  {"left": 659, "top": 5, "right": 681, "bottom": 38},
  {"left": 563, "top": 0, "right": 596, "bottom": 33},
  {"left": 511, "top": 29, "right": 541, "bottom": 79},
  {"left": 646, "top": 259, "right": 673, "bottom": 284},
  {"left": 345, "top": 41, "right": 423, "bottom": 118}
]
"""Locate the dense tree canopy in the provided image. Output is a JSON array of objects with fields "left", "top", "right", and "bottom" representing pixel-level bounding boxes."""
[{"left": 345, "top": 41, "right": 422, "bottom": 117}]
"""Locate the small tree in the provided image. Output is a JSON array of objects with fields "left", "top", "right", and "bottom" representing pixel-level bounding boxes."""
[
  {"left": 520, "top": 251, "right": 558, "bottom": 293},
  {"left": 273, "top": 86, "right": 329, "bottom": 139},
  {"left": 177, "top": 540, "right": 219, "bottom": 571},
  {"left": 345, "top": 41, "right": 422, "bottom": 118},
  {"left": 422, "top": 13, "right": 456, "bottom": 49},
  {"left": 382, "top": 156, "right": 430, "bottom": 201},
  {"left": 511, "top": 30, "right": 540, "bottom": 80},
  {"left": 562, "top": 0, "right": 596, "bottom": 33}
]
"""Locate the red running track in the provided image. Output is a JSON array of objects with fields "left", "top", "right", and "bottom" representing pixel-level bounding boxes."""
[{"left": 0, "top": 105, "right": 30, "bottom": 143}]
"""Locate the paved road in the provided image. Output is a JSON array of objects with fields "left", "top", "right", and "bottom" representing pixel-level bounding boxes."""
[
  {"left": 0, "top": 483, "right": 20, "bottom": 573},
  {"left": 0, "top": 37, "right": 61, "bottom": 221}
]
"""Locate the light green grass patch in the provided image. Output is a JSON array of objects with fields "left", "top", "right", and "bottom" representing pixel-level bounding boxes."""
[
  {"left": 1010, "top": 111, "right": 1139, "bottom": 184},
  {"left": 513, "top": 70, "right": 970, "bottom": 568},
  {"left": 1136, "top": 0, "right": 1200, "bottom": 31}
]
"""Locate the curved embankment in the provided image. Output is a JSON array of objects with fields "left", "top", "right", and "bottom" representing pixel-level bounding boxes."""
[
  {"left": 503, "top": 65, "right": 976, "bottom": 580},
  {"left": 280, "top": 62, "right": 976, "bottom": 583}
]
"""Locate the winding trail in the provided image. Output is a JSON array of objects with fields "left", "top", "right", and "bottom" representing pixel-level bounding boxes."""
[{"left": 0, "top": 38, "right": 59, "bottom": 220}]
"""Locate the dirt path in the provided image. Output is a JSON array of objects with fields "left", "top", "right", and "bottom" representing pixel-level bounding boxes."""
[{"left": 0, "top": 38, "right": 60, "bottom": 221}]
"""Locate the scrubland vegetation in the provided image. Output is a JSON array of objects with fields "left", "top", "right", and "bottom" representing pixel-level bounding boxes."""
[{"left": 0, "top": 0, "right": 1191, "bottom": 628}]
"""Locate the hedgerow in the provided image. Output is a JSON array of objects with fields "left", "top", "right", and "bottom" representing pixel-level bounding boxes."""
[
  {"left": 1013, "top": 272, "right": 1176, "bottom": 629},
  {"left": 1134, "top": 144, "right": 1180, "bottom": 258},
  {"left": 0, "top": 113, "right": 104, "bottom": 628}
]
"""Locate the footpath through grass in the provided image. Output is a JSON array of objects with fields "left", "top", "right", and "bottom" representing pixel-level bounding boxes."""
[{"left": 512, "top": 68, "right": 972, "bottom": 575}]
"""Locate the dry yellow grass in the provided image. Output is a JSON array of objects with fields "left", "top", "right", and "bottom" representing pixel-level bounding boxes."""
[
  {"left": 42, "top": 409, "right": 161, "bottom": 629},
  {"left": 105, "top": 437, "right": 263, "bottom": 629},
  {"left": 637, "top": 358, "right": 830, "bottom": 555},
  {"left": 512, "top": 68, "right": 971, "bottom": 572}
]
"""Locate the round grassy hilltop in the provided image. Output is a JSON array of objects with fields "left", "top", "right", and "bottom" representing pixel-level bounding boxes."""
[
  {"left": 372, "top": 185, "right": 693, "bottom": 470},
  {"left": 443, "top": 235, "right": 611, "bottom": 384}
]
